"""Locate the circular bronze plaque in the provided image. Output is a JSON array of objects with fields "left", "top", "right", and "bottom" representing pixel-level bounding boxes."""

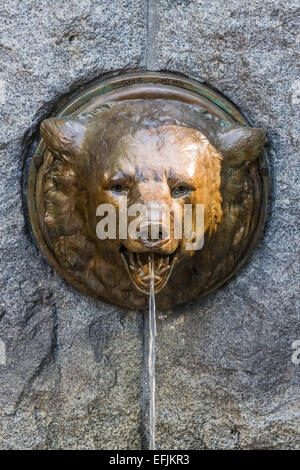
[{"left": 27, "top": 72, "right": 268, "bottom": 309}]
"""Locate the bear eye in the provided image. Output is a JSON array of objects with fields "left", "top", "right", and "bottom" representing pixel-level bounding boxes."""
[
  {"left": 171, "top": 185, "right": 191, "bottom": 198},
  {"left": 110, "top": 184, "right": 124, "bottom": 193}
]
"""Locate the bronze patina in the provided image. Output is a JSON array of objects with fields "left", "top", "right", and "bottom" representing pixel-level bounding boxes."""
[{"left": 27, "top": 72, "right": 268, "bottom": 309}]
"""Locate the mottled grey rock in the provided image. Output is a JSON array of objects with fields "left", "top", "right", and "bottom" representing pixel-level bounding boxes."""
[
  {"left": 0, "top": 0, "right": 146, "bottom": 450},
  {"left": 151, "top": 0, "right": 300, "bottom": 450},
  {"left": 0, "top": 0, "right": 299, "bottom": 450}
]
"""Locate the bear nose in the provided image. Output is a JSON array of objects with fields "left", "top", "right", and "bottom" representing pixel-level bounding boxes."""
[{"left": 139, "top": 222, "right": 169, "bottom": 243}]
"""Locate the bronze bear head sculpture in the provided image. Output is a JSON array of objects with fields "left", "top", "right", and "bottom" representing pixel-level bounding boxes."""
[{"left": 32, "top": 97, "right": 265, "bottom": 310}]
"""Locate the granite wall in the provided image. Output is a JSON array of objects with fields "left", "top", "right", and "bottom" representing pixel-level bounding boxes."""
[{"left": 0, "top": 0, "right": 299, "bottom": 449}]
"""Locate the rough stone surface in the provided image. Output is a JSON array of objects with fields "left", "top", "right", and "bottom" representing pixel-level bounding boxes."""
[
  {"left": 0, "top": 0, "right": 299, "bottom": 450},
  {"left": 152, "top": 0, "right": 300, "bottom": 450},
  {"left": 0, "top": 0, "right": 145, "bottom": 450}
]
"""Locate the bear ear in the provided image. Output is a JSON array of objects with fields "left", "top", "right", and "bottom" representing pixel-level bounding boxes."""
[
  {"left": 40, "top": 117, "right": 88, "bottom": 162},
  {"left": 216, "top": 126, "right": 266, "bottom": 167}
]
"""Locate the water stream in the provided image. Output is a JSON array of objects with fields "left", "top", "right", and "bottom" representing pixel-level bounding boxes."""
[{"left": 148, "top": 253, "right": 156, "bottom": 450}]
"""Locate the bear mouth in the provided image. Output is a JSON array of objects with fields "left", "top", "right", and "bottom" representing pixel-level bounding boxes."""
[{"left": 120, "top": 244, "right": 176, "bottom": 295}]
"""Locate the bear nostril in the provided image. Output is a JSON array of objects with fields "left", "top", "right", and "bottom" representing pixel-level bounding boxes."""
[
  {"left": 149, "top": 227, "right": 163, "bottom": 241},
  {"left": 139, "top": 223, "right": 168, "bottom": 242}
]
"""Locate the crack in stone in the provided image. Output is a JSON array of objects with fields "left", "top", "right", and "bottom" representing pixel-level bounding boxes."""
[{"left": 146, "top": 0, "right": 160, "bottom": 71}]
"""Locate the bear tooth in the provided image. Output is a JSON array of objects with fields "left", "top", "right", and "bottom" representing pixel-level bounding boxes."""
[{"left": 159, "top": 265, "right": 170, "bottom": 274}]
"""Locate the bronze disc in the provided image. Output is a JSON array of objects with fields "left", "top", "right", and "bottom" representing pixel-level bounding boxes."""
[{"left": 27, "top": 72, "right": 268, "bottom": 309}]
